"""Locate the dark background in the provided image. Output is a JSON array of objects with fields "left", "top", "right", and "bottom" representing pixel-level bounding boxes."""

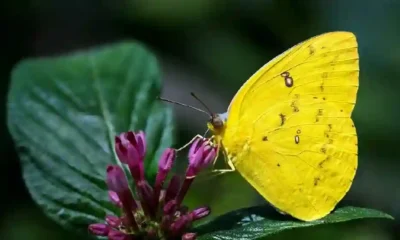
[{"left": 1, "top": 0, "right": 399, "bottom": 239}]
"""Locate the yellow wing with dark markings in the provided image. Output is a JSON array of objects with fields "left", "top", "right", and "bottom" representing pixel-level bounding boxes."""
[{"left": 221, "top": 32, "right": 359, "bottom": 221}]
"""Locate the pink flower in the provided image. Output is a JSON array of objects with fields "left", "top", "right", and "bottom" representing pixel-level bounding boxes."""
[{"left": 88, "top": 131, "right": 212, "bottom": 240}]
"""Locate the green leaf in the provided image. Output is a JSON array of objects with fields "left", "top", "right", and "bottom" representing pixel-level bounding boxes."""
[
  {"left": 196, "top": 205, "right": 394, "bottom": 240},
  {"left": 7, "top": 42, "right": 174, "bottom": 234}
]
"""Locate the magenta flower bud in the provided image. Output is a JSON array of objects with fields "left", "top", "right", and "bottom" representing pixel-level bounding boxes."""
[
  {"left": 108, "top": 191, "right": 122, "bottom": 208},
  {"left": 170, "top": 215, "right": 191, "bottom": 235},
  {"left": 115, "top": 131, "right": 146, "bottom": 181},
  {"left": 106, "top": 165, "right": 138, "bottom": 231},
  {"left": 190, "top": 207, "right": 210, "bottom": 220},
  {"left": 106, "top": 165, "right": 129, "bottom": 194},
  {"left": 116, "top": 131, "right": 146, "bottom": 160},
  {"left": 182, "top": 233, "right": 197, "bottom": 240},
  {"left": 187, "top": 139, "right": 217, "bottom": 177},
  {"left": 105, "top": 215, "right": 121, "bottom": 228},
  {"left": 154, "top": 148, "right": 176, "bottom": 210},
  {"left": 175, "top": 140, "right": 217, "bottom": 206},
  {"left": 108, "top": 229, "right": 130, "bottom": 240},
  {"left": 115, "top": 133, "right": 139, "bottom": 164},
  {"left": 158, "top": 148, "right": 176, "bottom": 172},
  {"left": 88, "top": 223, "right": 109, "bottom": 236},
  {"left": 106, "top": 166, "right": 138, "bottom": 211}
]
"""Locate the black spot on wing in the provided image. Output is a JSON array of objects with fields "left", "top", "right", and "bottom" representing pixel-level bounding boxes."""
[
  {"left": 294, "top": 135, "right": 300, "bottom": 144},
  {"left": 279, "top": 113, "right": 286, "bottom": 126},
  {"left": 281, "top": 71, "right": 294, "bottom": 87},
  {"left": 314, "top": 177, "right": 321, "bottom": 186},
  {"left": 262, "top": 136, "right": 268, "bottom": 141}
]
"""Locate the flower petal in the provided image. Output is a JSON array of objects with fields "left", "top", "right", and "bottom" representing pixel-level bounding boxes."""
[
  {"left": 125, "top": 131, "right": 138, "bottom": 146},
  {"left": 108, "top": 191, "right": 122, "bottom": 208},
  {"left": 188, "top": 138, "right": 201, "bottom": 160},
  {"left": 201, "top": 146, "right": 217, "bottom": 167},
  {"left": 135, "top": 130, "right": 146, "bottom": 159}
]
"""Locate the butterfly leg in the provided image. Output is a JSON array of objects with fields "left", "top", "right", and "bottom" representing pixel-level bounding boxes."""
[
  {"left": 176, "top": 134, "right": 205, "bottom": 152},
  {"left": 211, "top": 152, "right": 236, "bottom": 174},
  {"left": 211, "top": 138, "right": 221, "bottom": 168},
  {"left": 219, "top": 158, "right": 236, "bottom": 172},
  {"left": 194, "top": 151, "right": 235, "bottom": 182},
  {"left": 177, "top": 134, "right": 218, "bottom": 152}
]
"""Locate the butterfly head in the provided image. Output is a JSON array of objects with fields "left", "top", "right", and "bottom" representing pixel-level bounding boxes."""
[
  {"left": 207, "top": 112, "right": 227, "bottom": 136},
  {"left": 157, "top": 93, "right": 227, "bottom": 135}
]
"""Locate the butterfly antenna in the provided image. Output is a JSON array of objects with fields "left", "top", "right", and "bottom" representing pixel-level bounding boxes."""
[
  {"left": 190, "top": 92, "right": 213, "bottom": 115},
  {"left": 156, "top": 96, "right": 210, "bottom": 116}
]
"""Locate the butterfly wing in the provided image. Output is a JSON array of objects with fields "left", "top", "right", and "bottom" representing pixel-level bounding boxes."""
[{"left": 222, "top": 32, "right": 359, "bottom": 221}]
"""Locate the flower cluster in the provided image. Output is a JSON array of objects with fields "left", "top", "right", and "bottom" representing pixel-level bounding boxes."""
[{"left": 88, "top": 131, "right": 217, "bottom": 240}]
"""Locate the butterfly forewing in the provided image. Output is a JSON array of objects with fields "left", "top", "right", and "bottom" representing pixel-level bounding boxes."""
[{"left": 221, "top": 32, "right": 359, "bottom": 221}]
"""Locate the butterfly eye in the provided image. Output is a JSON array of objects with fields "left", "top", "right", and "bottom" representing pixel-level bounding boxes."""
[{"left": 211, "top": 115, "right": 224, "bottom": 129}]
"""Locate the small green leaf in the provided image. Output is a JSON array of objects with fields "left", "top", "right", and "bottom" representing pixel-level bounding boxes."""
[
  {"left": 7, "top": 42, "right": 174, "bottom": 233},
  {"left": 196, "top": 205, "right": 394, "bottom": 240}
]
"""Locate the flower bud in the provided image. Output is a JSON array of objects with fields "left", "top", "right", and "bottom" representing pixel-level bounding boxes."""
[
  {"left": 182, "top": 233, "right": 197, "bottom": 240},
  {"left": 105, "top": 215, "right": 121, "bottom": 228},
  {"left": 108, "top": 229, "right": 130, "bottom": 240},
  {"left": 158, "top": 148, "right": 176, "bottom": 172},
  {"left": 187, "top": 139, "right": 217, "bottom": 177},
  {"left": 190, "top": 207, "right": 210, "bottom": 220},
  {"left": 115, "top": 131, "right": 146, "bottom": 181},
  {"left": 106, "top": 165, "right": 138, "bottom": 231},
  {"left": 154, "top": 148, "right": 176, "bottom": 210},
  {"left": 170, "top": 215, "right": 191, "bottom": 236},
  {"left": 176, "top": 139, "right": 217, "bottom": 205},
  {"left": 88, "top": 223, "right": 109, "bottom": 236},
  {"left": 106, "top": 165, "right": 129, "bottom": 194}
]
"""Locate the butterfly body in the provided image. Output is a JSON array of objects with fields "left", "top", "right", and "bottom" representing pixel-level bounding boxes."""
[{"left": 208, "top": 32, "right": 359, "bottom": 221}]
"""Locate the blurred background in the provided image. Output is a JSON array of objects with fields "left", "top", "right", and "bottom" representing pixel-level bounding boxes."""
[{"left": 1, "top": 0, "right": 400, "bottom": 239}]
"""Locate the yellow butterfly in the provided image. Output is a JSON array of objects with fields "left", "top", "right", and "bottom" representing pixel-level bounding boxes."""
[{"left": 164, "top": 31, "right": 359, "bottom": 221}]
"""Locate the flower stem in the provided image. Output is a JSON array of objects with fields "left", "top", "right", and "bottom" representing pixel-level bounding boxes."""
[{"left": 175, "top": 177, "right": 194, "bottom": 206}]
